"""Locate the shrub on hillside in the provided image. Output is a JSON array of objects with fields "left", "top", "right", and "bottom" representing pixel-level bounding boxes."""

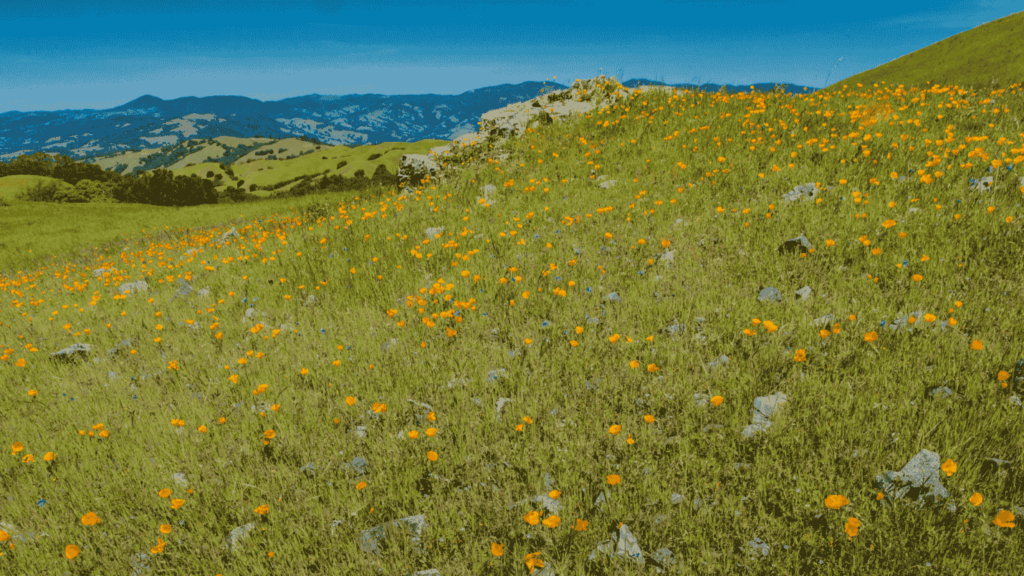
[
  {"left": 263, "top": 165, "right": 396, "bottom": 201},
  {"left": 109, "top": 169, "right": 218, "bottom": 207},
  {"left": 15, "top": 179, "right": 65, "bottom": 203},
  {"left": 371, "top": 163, "right": 396, "bottom": 187},
  {"left": 220, "top": 186, "right": 261, "bottom": 204},
  {"left": 71, "top": 179, "right": 114, "bottom": 203}
]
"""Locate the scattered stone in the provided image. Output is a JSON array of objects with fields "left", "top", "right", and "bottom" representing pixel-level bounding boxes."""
[
  {"left": 115, "top": 280, "right": 149, "bottom": 298},
  {"left": 875, "top": 449, "right": 957, "bottom": 514},
  {"left": 742, "top": 392, "right": 789, "bottom": 439},
  {"left": 218, "top": 227, "right": 239, "bottom": 244},
  {"left": 108, "top": 338, "right": 133, "bottom": 356},
  {"left": 13, "top": 81, "right": 1024, "bottom": 573},
  {"left": 9, "top": 344, "right": 1024, "bottom": 574},
  {"left": 50, "top": 342, "right": 91, "bottom": 364},
  {"left": 243, "top": 307, "right": 265, "bottom": 322},
  {"left": 170, "top": 277, "right": 192, "bottom": 301},
  {"left": 587, "top": 522, "right": 676, "bottom": 573}
]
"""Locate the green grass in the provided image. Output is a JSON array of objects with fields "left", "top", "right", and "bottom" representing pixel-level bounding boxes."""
[
  {"left": 164, "top": 137, "right": 447, "bottom": 199},
  {"left": 0, "top": 180, "right": 255, "bottom": 278},
  {"left": 11, "top": 135, "right": 452, "bottom": 202},
  {"left": 3, "top": 23, "right": 1024, "bottom": 575},
  {"left": 815, "top": 10, "right": 1024, "bottom": 98}
]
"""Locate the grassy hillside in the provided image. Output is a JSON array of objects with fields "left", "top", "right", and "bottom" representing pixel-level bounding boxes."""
[
  {"left": 82, "top": 135, "right": 454, "bottom": 198},
  {"left": 0, "top": 135, "right": 456, "bottom": 276},
  {"left": 0, "top": 173, "right": 345, "bottom": 276},
  {"left": 0, "top": 173, "right": 77, "bottom": 201},
  {"left": 1, "top": 14, "right": 1024, "bottom": 575},
  {"left": 170, "top": 138, "right": 443, "bottom": 198},
  {"left": 10, "top": 135, "right": 455, "bottom": 202},
  {"left": 818, "top": 10, "right": 1024, "bottom": 96}
]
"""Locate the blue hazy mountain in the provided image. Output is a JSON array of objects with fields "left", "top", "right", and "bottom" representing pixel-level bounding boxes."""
[{"left": 0, "top": 78, "right": 818, "bottom": 165}]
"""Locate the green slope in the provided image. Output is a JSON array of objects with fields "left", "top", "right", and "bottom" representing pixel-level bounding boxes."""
[{"left": 819, "top": 10, "right": 1024, "bottom": 97}]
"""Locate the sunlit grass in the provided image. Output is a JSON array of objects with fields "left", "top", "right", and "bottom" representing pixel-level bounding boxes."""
[{"left": 2, "top": 72, "right": 1024, "bottom": 575}]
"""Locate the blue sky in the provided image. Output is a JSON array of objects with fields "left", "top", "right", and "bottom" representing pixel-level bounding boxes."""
[{"left": 1, "top": 0, "right": 1020, "bottom": 114}]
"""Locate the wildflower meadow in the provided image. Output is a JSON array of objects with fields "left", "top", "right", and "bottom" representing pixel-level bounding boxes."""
[{"left": 2, "top": 71, "right": 1024, "bottom": 575}]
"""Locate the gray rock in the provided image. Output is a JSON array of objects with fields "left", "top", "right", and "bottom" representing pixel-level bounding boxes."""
[
  {"left": 115, "top": 280, "right": 149, "bottom": 297},
  {"left": 50, "top": 342, "right": 91, "bottom": 363},
  {"left": 170, "top": 277, "right": 192, "bottom": 301},
  {"left": 742, "top": 392, "right": 789, "bottom": 439},
  {"left": 587, "top": 523, "right": 647, "bottom": 569},
  {"left": 875, "top": 449, "right": 957, "bottom": 514},
  {"left": 396, "top": 75, "right": 635, "bottom": 190},
  {"left": 108, "top": 338, "right": 133, "bottom": 356},
  {"left": 218, "top": 227, "right": 239, "bottom": 244}
]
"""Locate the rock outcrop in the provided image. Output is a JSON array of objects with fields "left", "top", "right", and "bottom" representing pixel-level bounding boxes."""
[{"left": 396, "top": 75, "right": 664, "bottom": 190}]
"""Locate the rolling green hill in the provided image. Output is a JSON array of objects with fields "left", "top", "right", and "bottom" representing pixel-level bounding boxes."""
[
  {"left": 85, "top": 135, "right": 455, "bottom": 198},
  {"left": 818, "top": 10, "right": 1024, "bottom": 97}
]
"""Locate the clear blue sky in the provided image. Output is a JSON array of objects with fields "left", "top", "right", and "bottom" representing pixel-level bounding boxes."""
[{"left": 1, "top": 0, "right": 1020, "bottom": 114}]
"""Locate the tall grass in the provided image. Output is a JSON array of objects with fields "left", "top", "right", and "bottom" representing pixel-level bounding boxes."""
[{"left": 2, "top": 70, "right": 1024, "bottom": 576}]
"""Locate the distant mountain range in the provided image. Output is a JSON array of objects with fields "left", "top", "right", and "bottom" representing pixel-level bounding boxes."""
[{"left": 0, "top": 78, "right": 819, "bottom": 165}]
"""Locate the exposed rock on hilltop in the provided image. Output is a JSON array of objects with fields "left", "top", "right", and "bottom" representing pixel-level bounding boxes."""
[{"left": 396, "top": 75, "right": 655, "bottom": 189}]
